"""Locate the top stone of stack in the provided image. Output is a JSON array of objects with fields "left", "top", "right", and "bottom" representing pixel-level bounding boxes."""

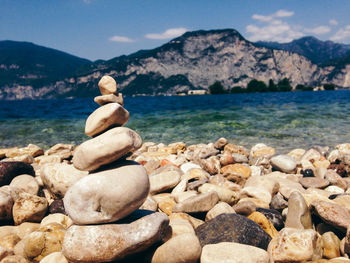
[{"left": 98, "top": 75, "right": 117, "bottom": 95}]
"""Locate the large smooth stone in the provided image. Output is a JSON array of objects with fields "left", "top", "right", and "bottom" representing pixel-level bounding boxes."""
[
  {"left": 85, "top": 103, "right": 129, "bottom": 137},
  {"left": 268, "top": 228, "right": 322, "bottom": 262},
  {"left": 241, "top": 176, "right": 277, "bottom": 204},
  {"left": 73, "top": 127, "right": 142, "bottom": 171},
  {"left": 94, "top": 93, "right": 124, "bottom": 106},
  {"left": 270, "top": 154, "right": 297, "bottom": 173},
  {"left": 172, "top": 191, "right": 219, "bottom": 213},
  {"left": 62, "top": 212, "right": 169, "bottom": 262},
  {"left": 98, "top": 75, "right": 117, "bottom": 95},
  {"left": 151, "top": 233, "right": 201, "bottom": 263},
  {"left": 40, "top": 163, "right": 88, "bottom": 197},
  {"left": 0, "top": 162, "right": 34, "bottom": 186},
  {"left": 312, "top": 200, "right": 350, "bottom": 232},
  {"left": 285, "top": 191, "right": 312, "bottom": 229},
  {"left": 149, "top": 170, "right": 181, "bottom": 194},
  {"left": 195, "top": 213, "right": 272, "bottom": 250},
  {"left": 201, "top": 242, "right": 270, "bottom": 263},
  {"left": 64, "top": 161, "right": 149, "bottom": 225},
  {"left": 198, "top": 183, "right": 239, "bottom": 205}
]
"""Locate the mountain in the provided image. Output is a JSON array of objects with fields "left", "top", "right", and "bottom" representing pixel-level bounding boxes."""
[
  {"left": 1, "top": 30, "right": 350, "bottom": 99},
  {"left": 257, "top": 36, "right": 350, "bottom": 65},
  {"left": 0, "top": 40, "right": 91, "bottom": 98}
]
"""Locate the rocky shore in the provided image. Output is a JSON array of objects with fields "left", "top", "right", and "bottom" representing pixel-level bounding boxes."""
[{"left": 1, "top": 76, "right": 350, "bottom": 263}]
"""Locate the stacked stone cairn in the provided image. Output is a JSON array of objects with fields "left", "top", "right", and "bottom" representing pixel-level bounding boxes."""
[{"left": 1, "top": 77, "right": 350, "bottom": 262}]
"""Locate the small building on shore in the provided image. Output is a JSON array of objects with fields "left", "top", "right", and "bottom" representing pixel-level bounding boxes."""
[{"left": 187, "top": 89, "right": 208, "bottom": 95}]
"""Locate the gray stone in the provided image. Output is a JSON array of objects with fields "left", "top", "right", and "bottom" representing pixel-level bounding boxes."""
[
  {"left": 64, "top": 161, "right": 149, "bottom": 225},
  {"left": 285, "top": 191, "right": 312, "bottom": 229},
  {"left": 73, "top": 127, "right": 142, "bottom": 171},
  {"left": 270, "top": 154, "right": 297, "bottom": 173},
  {"left": 233, "top": 200, "right": 256, "bottom": 216},
  {"left": 312, "top": 200, "right": 350, "bottom": 232},
  {"left": 85, "top": 103, "right": 129, "bottom": 137},
  {"left": 195, "top": 213, "right": 272, "bottom": 250},
  {"left": 270, "top": 192, "right": 288, "bottom": 211},
  {"left": 299, "top": 177, "right": 330, "bottom": 189},
  {"left": 62, "top": 212, "right": 169, "bottom": 262}
]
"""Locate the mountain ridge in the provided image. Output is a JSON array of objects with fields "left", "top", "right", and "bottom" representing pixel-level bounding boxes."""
[{"left": 1, "top": 29, "right": 350, "bottom": 99}]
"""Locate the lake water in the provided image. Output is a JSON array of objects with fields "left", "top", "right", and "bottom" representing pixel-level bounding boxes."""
[{"left": 1, "top": 90, "right": 350, "bottom": 153}]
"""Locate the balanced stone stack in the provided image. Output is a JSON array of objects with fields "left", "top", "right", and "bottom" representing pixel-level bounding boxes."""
[{"left": 62, "top": 76, "right": 169, "bottom": 262}]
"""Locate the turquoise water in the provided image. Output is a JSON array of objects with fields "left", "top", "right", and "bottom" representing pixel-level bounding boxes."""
[{"left": 1, "top": 90, "right": 350, "bottom": 153}]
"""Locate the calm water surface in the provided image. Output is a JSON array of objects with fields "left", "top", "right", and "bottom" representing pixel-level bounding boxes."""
[{"left": 1, "top": 90, "right": 350, "bottom": 153}]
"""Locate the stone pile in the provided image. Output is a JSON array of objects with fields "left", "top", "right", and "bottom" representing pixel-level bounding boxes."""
[
  {"left": 62, "top": 75, "right": 170, "bottom": 262},
  {"left": 1, "top": 77, "right": 350, "bottom": 262}
]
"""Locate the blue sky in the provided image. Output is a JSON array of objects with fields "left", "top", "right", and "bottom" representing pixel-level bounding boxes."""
[{"left": 1, "top": 0, "right": 350, "bottom": 61}]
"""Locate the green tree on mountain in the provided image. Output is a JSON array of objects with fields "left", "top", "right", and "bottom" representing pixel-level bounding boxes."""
[
  {"left": 209, "top": 81, "right": 226, "bottom": 94},
  {"left": 247, "top": 79, "right": 267, "bottom": 92},
  {"left": 277, "top": 78, "right": 292, "bottom": 91},
  {"left": 268, "top": 79, "right": 278, "bottom": 92}
]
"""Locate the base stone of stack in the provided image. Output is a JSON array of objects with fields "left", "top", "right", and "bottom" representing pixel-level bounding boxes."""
[
  {"left": 64, "top": 160, "right": 150, "bottom": 225},
  {"left": 72, "top": 127, "right": 142, "bottom": 171},
  {"left": 62, "top": 212, "right": 169, "bottom": 263}
]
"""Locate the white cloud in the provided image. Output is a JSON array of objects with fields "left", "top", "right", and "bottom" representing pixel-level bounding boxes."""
[
  {"left": 246, "top": 22, "right": 304, "bottom": 42},
  {"left": 247, "top": 10, "right": 305, "bottom": 42},
  {"left": 83, "top": 0, "right": 91, "bottom": 4},
  {"left": 274, "top": 10, "right": 294, "bottom": 17},
  {"left": 330, "top": 25, "right": 350, "bottom": 42},
  {"left": 304, "top": 26, "right": 331, "bottom": 35},
  {"left": 109, "top": 35, "right": 135, "bottom": 43},
  {"left": 329, "top": 19, "right": 338, "bottom": 26},
  {"left": 252, "top": 9, "right": 294, "bottom": 23},
  {"left": 145, "top": 28, "right": 188, "bottom": 40},
  {"left": 252, "top": 14, "right": 273, "bottom": 22}
]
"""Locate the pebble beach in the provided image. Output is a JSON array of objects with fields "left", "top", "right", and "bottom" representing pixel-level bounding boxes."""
[{"left": 1, "top": 76, "right": 350, "bottom": 263}]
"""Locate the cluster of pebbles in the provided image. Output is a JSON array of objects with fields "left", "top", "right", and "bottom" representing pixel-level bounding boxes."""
[{"left": 1, "top": 77, "right": 350, "bottom": 262}]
